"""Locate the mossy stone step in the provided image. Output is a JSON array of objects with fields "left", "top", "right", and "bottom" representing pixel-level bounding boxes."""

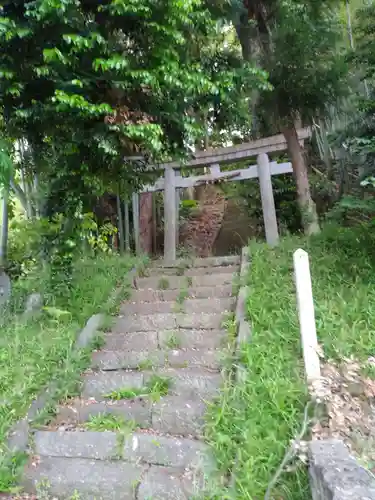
[
  {"left": 104, "top": 328, "right": 227, "bottom": 351},
  {"left": 92, "top": 348, "right": 221, "bottom": 371},
  {"left": 145, "top": 264, "right": 239, "bottom": 277},
  {"left": 81, "top": 368, "right": 222, "bottom": 400},
  {"left": 24, "top": 457, "right": 199, "bottom": 499},
  {"left": 151, "top": 255, "right": 240, "bottom": 269},
  {"left": 136, "top": 273, "right": 234, "bottom": 290},
  {"left": 34, "top": 430, "right": 208, "bottom": 469},
  {"left": 56, "top": 395, "right": 207, "bottom": 437},
  {"left": 120, "top": 296, "right": 235, "bottom": 315},
  {"left": 130, "top": 284, "right": 234, "bottom": 302},
  {"left": 112, "top": 312, "right": 225, "bottom": 333}
]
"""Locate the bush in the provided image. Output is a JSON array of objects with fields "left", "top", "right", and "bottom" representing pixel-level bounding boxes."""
[{"left": 5, "top": 213, "right": 117, "bottom": 281}]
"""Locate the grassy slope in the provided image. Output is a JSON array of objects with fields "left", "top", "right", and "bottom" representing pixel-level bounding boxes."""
[
  {"left": 0, "top": 253, "right": 137, "bottom": 490},
  {"left": 206, "top": 223, "right": 375, "bottom": 499}
]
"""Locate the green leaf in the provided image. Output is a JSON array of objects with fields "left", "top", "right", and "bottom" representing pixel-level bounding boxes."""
[{"left": 43, "top": 48, "right": 68, "bottom": 65}]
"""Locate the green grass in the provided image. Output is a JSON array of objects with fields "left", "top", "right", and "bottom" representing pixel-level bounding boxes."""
[
  {"left": 106, "top": 375, "right": 172, "bottom": 402},
  {"left": 164, "top": 332, "right": 182, "bottom": 349},
  {"left": 158, "top": 277, "right": 170, "bottom": 290},
  {"left": 361, "top": 363, "right": 375, "bottom": 380},
  {"left": 137, "top": 358, "right": 155, "bottom": 371},
  {"left": 85, "top": 413, "right": 137, "bottom": 433},
  {"left": 176, "top": 263, "right": 187, "bottom": 276},
  {"left": 176, "top": 288, "right": 189, "bottom": 305},
  {"left": 0, "top": 252, "right": 137, "bottom": 491},
  {"left": 205, "top": 223, "right": 375, "bottom": 499}
]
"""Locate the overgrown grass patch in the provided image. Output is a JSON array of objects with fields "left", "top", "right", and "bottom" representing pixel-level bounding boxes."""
[
  {"left": 106, "top": 375, "right": 172, "bottom": 402},
  {"left": 205, "top": 223, "right": 375, "bottom": 499},
  {"left": 0, "top": 253, "right": 137, "bottom": 491},
  {"left": 85, "top": 414, "right": 137, "bottom": 433}
]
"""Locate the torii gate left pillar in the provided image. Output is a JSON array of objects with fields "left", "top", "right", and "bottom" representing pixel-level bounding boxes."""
[{"left": 164, "top": 166, "right": 177, "bottom": 262}]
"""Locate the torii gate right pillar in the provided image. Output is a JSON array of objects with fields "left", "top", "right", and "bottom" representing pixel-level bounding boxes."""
[{"left": 257, "top": 153, "right": 279, "bottom": 247}]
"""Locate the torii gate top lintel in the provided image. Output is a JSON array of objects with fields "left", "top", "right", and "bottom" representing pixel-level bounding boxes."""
[
  {"left": 125, "top": 127, "right": 310, "bottom": 172},
  {"left": 158, "top": 127, "right": 310, "bottom": 171},
  {"left": 130, "top": 129, "right": 311, "bottom": 262}
]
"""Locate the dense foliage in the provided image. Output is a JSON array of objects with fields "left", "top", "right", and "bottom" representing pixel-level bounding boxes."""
[
  {"left": 0, "top": 1, "right": 266, "bottom": 197},
  {"left": 315, "top": 1, "right": 375, "bottom": 223},
  {"left": 0, "top": 0, "right": 269, "bottom": 281}
]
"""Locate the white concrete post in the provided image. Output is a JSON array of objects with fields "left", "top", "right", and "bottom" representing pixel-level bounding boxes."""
[
  {"left": 132, "top": 192, "right": 140, "bottom": 255},
  {"left": 164, "top": 166, "right": 176, "bottom": 262},
  {"left": 257, "top": 153, "right": 279, "bottom": 246},
  {"left": 293, "top": 249, "right": 321, "bottom": 383}
]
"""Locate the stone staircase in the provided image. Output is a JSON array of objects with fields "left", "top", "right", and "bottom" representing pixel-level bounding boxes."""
[{"left": 23, "top": 255, "right": 240, "bottom": 499}]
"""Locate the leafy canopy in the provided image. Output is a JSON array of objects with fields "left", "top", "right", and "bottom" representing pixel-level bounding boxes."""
[
  {"left": 230, "top": 0, "right": 348, "bottom": 130},
  {"left": 0, "top": 0, "right": 268, "bottom": 196}
]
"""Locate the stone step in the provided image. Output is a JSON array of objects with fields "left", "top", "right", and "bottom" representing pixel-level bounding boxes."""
[
  {"left": 34, "top": 430, "right": 207, "bottom": 469},
  {"left": 129, "top": 285, "right": 234, "bottom": 302},
  {"left": 152, "top": 255, "right": 240, "bottom": 269},
  {"left": 151, "top": 395, "right": 207, "bottom": 437},
  {"left": 138, "top": 465, "right": 202, "bottom": 499},
  {"left": 145, "top": 264, "right": 239, "bottom": 277},
  {"left": 56, "top": 396, "right": 207, "bottom": 437},
  {"left": 104, "top": 328, "right": 227, "bottom": 351},
  {"left": 112, "top": 312, "right": 224, "bottom": 333},
  {"left": 23, "top": 457, "right": 199, "bottom": 499},
  {"left": 136, "top": 273, "right": 235, "bottom": 290},
  {"left": 56, "top": 397, "right": 152, "bottom": 428},
  {"left": 120, "top": 296, "right": 235, "bottom": 315},
  {"left": 81, "top": 368, "right": 222, "bottom": 400},
  {"left": 92, "top": 348, "right": 221, "bottom": 371}
]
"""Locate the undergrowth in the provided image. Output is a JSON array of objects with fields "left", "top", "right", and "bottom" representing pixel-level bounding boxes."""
[
  {"left": 205, "top": 222, "right": 375, "bottom": 499},
  {"left": 0, "top": 253, "right": 138, "bottom": 492}
]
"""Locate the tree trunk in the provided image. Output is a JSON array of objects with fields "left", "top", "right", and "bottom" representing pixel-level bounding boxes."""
[
  {"left": 186, "top": 187, "right": 195, "bottom": 200},
  {"left": 10, "top": 178, "right": 28, "bottom": 213},
  {"left": 139, "top": 192, "right": 153, "bottom": 255},
  {"left": 345, "top": 0, "right": 354, "bottom": 50},
  {"left": 116, "top": 193, "right": 124, "bottom": 255},
  {"left": 124, "top": 200, "right": 130, "bottom": 253},
  {"left": 0, "top": 187, "right": 9, "bottom": 269},
  {"left": 282, "top": 125, "right": 320, "bottom": 235},
  {"left": 235, "top": 16, "right": 263, "bottom": 138}
]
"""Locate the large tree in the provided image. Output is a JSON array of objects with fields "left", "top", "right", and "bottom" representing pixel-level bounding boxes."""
[{"left": 232, "top": 0, "right": 348, "bottom": 234}]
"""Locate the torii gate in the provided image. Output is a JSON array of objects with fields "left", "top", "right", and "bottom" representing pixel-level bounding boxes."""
[{"left": 131, "top": 128, "right": 311, "bottom": 262}]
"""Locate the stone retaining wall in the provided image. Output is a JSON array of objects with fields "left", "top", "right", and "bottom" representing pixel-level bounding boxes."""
[{"left": 309, "top": 439, "right": 375, "bottom": 500}]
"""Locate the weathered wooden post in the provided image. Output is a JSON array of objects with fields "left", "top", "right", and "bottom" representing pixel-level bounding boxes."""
[
  {"left": 132, "top": 192, "right": 140, "bottom": 255},
  {"left": 164, "top": 166, "right": 176, "bottom": 262},
  {"left": 124, "top": 200, "right": 130, "bottom": 253},
  {"left": 116, "top": 193, "right": 125, "bottom": 254},
  {"left": 257, "top": 153, "right": 279, "bottom": 246},
  {"left": 293, "top": 248, "right": 321, "bottom": 382},
  {"left": 139, "top": 193, "right": 153, "bottom": 255}
]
